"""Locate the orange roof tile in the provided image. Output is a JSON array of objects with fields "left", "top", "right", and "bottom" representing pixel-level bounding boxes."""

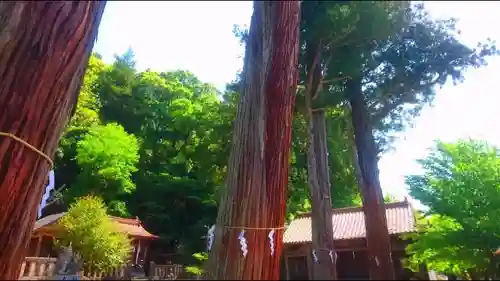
[
  {"left": 109, "top": 216, "right": 159, "bottom": 240},
  {"left": 494, "top": 248, "right": 500, "bottom": 256},
  {"left": 33, "top": 213, "right": 159, "bottom": 240},
  {"left": 283, "top": 201, "right": 416, "bottom": 244}
]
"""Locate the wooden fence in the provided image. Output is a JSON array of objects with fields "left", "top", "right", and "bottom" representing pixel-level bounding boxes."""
[
  {"left": 19, "top": 257, "right": 57, "bottom": 280},
  {"left": 149, "top": 262, "right": 199, "bottom": 280},
  {"left": 19, "top": 257, "right": 128, "bottom": 280},
  {"left": 19, "top": 257, "right": 194, "bottom": 280}
]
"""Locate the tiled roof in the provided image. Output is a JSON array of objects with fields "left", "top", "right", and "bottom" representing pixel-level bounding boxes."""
[
  {"left": 33, "top": 213, "right": 159, "bottom": 239},
  {"left": 109, "top": 216, "right": 159, "bottom": 239},
  {"left": 283, "top": 201, "right": 416, "bottom": 244},
  {"left": 34, "top": 213, "right": 66, "bottom": 231}
]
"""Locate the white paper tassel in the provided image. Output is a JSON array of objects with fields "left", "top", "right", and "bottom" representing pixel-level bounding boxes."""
[
  {"left": 238, "top": 230, "right": 248, "bottom": 257},
  {"left": 375, "top": 256, "right": 380, "bottom": 266},
  {"left": 38, "top": 170, "right": 55, "bottom": 218},
  {"left": 312, "top": 250, "right": 318, "bottom": 263},
  {"left": 268, "top": 229, "right": 275, "bottom": 256},
  {"left": 206, "top": 225, "right": 215, "bottom": 251},
  {"left": 329, "top": 250, "right": 337, "bottom": 264}
]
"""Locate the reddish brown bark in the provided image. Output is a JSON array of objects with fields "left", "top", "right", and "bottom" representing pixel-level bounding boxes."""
[
  {"left": 307, "top": 109, "right": 337, "bottom": 280},
  {"left": 347, "top": 77, "right": 395, "bottom": 280},
  {"left": 0, "top": 2, "right": 106, "bottom": 279},
  {"left": 302, "top": 40, "right": 337, "bottom": 279},
  {"left": 206, "top": 1, "right": 301, "bottom": 280}
]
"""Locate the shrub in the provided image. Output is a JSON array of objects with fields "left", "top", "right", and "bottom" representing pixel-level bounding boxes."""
[{"left": 57, "top": 195, "right": 131, "bottom": 272}]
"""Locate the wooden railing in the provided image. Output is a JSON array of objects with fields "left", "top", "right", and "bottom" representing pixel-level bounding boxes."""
[
  {"left": 79, "top": 265, "right": 128, "bottom": 280},
  {"left": 19, "top": 257, "right": 57, "bottom": 280},
  {"left": 19, "top": 257, "right": 194, "bottom": 280},
  {"left": 19, "top": 257, "right": 129, "bottom": 280},
  {"left": 149, "top": 262, "right": 199, "bottom": 280}
]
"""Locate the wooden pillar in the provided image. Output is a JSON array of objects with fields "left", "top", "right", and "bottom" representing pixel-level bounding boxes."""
[
  {"left": 50, "top": 236, "right": 56, "bottom": 257},
  {"left": 307, "top": 252, "right": 313, "bottom": 280},
  {"left": 135, "top": 239, "right": 141, "bottom": 264},
  {"left": 142, "top": 242, "right": 149, "bottom": 264},
  {"left": 149, "top": 261, "right": 156, "bottom": 278},
  {"left": 284, "top": 255, "right": 290, "bottom": 280},
  {"left": 35, "top": 236, "right": 43, "bottom": 257}
]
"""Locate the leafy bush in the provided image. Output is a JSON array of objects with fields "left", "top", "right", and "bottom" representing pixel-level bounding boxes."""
[
  {"left": 405, "top": 140, "right": 500, "bottom": 279},
  {"left": 185, "top": 252, "right": 208, "bottom": 276},
  {"left": 69, "top": 123, "right": 140, "bottom": 217},
  {"left": 57, "top": 195, "right": 132, "bottom": 272}
]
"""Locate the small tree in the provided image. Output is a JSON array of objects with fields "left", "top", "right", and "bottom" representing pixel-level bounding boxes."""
[
  {"left": 405, "top": 139, "right": 500, "bottom": 279},
  {"left": 57, "top": 195, "right": 131, "bottom": 273},
  {"left": 67, "top": 123, "right": 140, "bottom": 216},
  {"left": 185, "top": 252, "right": 208, "bottom": 277}
]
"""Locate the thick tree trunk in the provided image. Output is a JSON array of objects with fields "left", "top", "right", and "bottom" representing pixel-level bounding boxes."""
[
  {"left": 347, "top": 77, "right": 395, "bottom": 280},
  {"left": 301, "top": 33, "right": 337, "bottom": 280},
  {"left": 206, "top": 1, "right": 300, "bottom": 280},
  {"left": 307, "top": 109, "right": 337, "bottom": 280},
  {"left": 0, "top": 2, "right": 106, "bottom": 279}
]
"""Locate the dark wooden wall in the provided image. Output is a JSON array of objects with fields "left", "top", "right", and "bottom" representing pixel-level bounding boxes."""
[
  {"left": 27, "top": 236, "right": 57, "bottom": 257},
  {"left": 281, "top": 235, "right": 428, "bottom": 280}
]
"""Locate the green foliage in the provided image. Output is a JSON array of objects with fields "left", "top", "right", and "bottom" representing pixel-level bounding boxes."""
[
  {"left": 94, "top": 53, "right": 230, "bottom": 255},
  {"left": 297, "top": 1, "right": 498, "bottom": 152},
  {"left": 234, "top": 1, "right": 497, "bottom": 220},
  {"left": 300, "top": 1, "right": 408, "bottom": 82},
  {"left": 55, "top": 51, "right": 363, "bottom": 257},
  {"left": 405, "top": 140, "right": 500, "bottom": 279},
  {"left": 52, "top": 52, "right": 232, "bottom": 257},
  {"left": 185, "top": 252, "right": 208, "bottom": 276},
  {"left": 383, "top": 194, "right": 397, "bottom": 203},
  {"left": 57, "top": 195, "right": 131, "bottom": 272},
  {"left": 68, "top": 54, "right": 106, "bottom": 131},
  {"left": 51, "top": 0, "right": 497, "bottom": 261},
  {"left": 363, "top": 4, "right": 498, "bottom": 150},
  {"left": 54, "top": 53, "right": 108, "bottom": 208},
  {"left": 67, "top": 123, "right": 139, "bottom": 216}
]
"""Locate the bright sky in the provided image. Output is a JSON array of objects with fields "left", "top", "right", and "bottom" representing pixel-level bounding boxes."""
[{"left": 93, "top": 1, "right": 500, "bottom": 207}]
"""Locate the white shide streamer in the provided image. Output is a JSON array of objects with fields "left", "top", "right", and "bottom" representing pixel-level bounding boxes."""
[
  {"left": 268, "top": 229, "right": 275, "bottom": 256},
  {"left": 38, "top": 170, "right": 55, "bottom": 218},
  {"left": 329, "top": 250, "right": 338, "bottom": 264},
  {"left": 312, "top": 250, "right": 318, "bottom": 263},
  {"left": 207, "top": 225, "right": 215, "bottom": 251},
  {"left": 238, "top": 230, "right": 248, "bottom": 257}
]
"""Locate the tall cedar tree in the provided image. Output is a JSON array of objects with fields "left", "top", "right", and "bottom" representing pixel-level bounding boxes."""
[
  {"left": 0, "top": 2, "right": 106, "bottom": 278},
  {"left": 348, "top": 76, "right": 395, "bottom": 279},
  {"left": 302, "top": 40, "right": 338, "bottom": 277},
  {"left": 206, "top": 1, "right": 301, "bottom": 279},
  {"left": 307, "top": 109, "right": 338, "bottom": 279}
]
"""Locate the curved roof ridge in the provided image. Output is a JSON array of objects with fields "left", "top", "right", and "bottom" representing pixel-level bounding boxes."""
[
  {"left": 33, "top": 212, "right": 158, "bottom": 239},
  {"left": 284, "top": 201, "right": 415, "bottom": 244},
  {"left": 296, "top": 200, "right": 411, "bottom": 219}
]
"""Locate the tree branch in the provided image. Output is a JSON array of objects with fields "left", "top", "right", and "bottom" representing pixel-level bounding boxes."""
[
  {"left": 44, "top": 184, "right": 67, "bottom": 208},
  {"left": 371, "top": 76, "right": 440, "bottom": 122}
]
